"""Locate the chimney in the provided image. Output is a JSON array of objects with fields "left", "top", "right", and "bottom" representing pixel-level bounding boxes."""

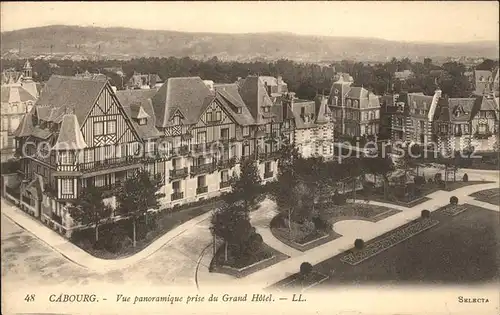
[{"left": 203, "top": 80, "right": 214, "bottom": 92}]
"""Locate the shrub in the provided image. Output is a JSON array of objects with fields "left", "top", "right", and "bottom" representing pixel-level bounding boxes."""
[
  {"left": 300, "top": 262, "right": 313, "bottom": 276},
  {"left": 434, "top": 173, "right": 442, "bottom": 182},
  {"left": 414, "top": 175, "right": 426, "bottom": 186},
  {"left": 450, "top": 196, "right": 458, "bottom": 205},
  {"left": 300, "top": 220, "right": 315, "bottom": 235},
  {"left": 421, "top": 209, "right": 430, "bottom": 218},
  {"left": 427, "top": 177, "right": 434, "bottom": 184},
  {"left": 312, "top": 216, "right": 332, "bottom": 231},
  {"left": 354, "top": 238, "right": 365, "bottom": 250},
  {"left": 463, "top": 173, "right": 468, "bottom": 182}
]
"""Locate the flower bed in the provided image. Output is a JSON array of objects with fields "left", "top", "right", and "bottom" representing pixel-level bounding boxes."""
[
  {"left": 318, "top": 203, "right": 401, "bottom": 223},
  {"left": 279, "top": 271, "right": 329, "bottom": 291},
  {"left": 438, "top": 204, "right": 469, "bottom": 216},
  {"left": 210, "top": 243, "right": 288, "bottom": 278},
  {"left": 471, "top": 188, "right": 500, "bottom": 206},
  {"left": 340, "top": 218, "right": 439, "bottom": 265}
]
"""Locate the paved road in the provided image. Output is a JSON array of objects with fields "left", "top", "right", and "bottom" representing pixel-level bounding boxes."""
[{"left": 1, "top": 210, "right": 213, "bottom": 288}]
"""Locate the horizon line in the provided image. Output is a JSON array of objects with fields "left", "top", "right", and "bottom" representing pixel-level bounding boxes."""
[{"left": 2, "top": 24, "right": 499, "bottom": 46}]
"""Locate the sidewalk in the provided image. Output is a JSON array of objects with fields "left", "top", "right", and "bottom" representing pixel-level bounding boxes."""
[
  {"left": 1, "top": 198, "right": 214, "bottom": 272},
  {"left": 232, "top": 179, "right": 500, "bottom": 287}
]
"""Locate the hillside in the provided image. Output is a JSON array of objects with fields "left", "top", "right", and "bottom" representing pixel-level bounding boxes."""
[{"left": 1, "top": 25, "right": 498, "bottom": 62}]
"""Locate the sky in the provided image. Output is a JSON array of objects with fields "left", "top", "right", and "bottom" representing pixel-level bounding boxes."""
[{"left": 1, "top": 1, "right": 498, "bottom": 43}]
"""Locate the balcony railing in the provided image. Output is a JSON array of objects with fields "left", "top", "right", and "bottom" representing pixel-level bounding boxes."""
[
  {"left": 170, "top": 145, "right": 190, "bottom": 157},
  {"left": 258, "top": 151, "right": 281, "bottom": 161},
  {"left": 169, "top": 167, "right": 189, "bottom": 180},
  {"left": 264, "top": 171, "right": 274, "bottom": 179},
  {"left": 219, "top": 181, "right": 231, "bottom": 189},
  {"left": 171, "top": 191, "right": 184, "bottom": 201},
  {"left": 76, "top": 156, "right": 142, "bottom": 173},
  {"left": 190, "top": 162, "right": 217, "bottom": 176},
  {"left": 217, "top": 157, "right": 237, "bottom": 170},
  {"left": 196, "top": 186, "right": 208, "bottom": 195}
]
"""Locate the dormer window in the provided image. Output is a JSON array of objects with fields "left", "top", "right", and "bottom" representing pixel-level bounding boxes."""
[
  {"left": 263, "top": 107, "right": 270, "bottom": 113},
  {"left": 237, "top": 108, "right": 242, "bottom": 114},
  {"left": 138, "top": 118, "right": 147, "bottom": 125}
]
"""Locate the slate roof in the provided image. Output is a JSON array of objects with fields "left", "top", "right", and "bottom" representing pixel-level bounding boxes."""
[
  {"left": 214, "top": 84, "right": 255, "bottom": 126},
  {"left": 449, "top": 98, "right": 475, "bottom": 122},
  {"left": 237, "top": 76, "right": 275, "bottom": 124},
  {"left": 151, "top": 77, "right": 213, "bottom": 127},
  {"left": 406, "top": 93, "right": 434, "bottom": 111},
  {"left": 116, "top": 89, "right": 162, "bottom": 140},
  {"left": 52, "top": 114, "right": 88, "bottom": 151},
  {"left": 1, "top": 85, "right": 36, "bottom": 104},
  {"left": 13, "top": 109, "right": 35, "bottom": 138},
  {"left": 35, "top": 75, "right": 108, "bottom": 125}
]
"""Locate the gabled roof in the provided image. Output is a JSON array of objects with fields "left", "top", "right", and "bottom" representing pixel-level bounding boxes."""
[
  {"left": 1, "top": 85, "right": 36, "bottom": 103},
  {"left": 214, "top": 84, "right": 255, "bottom": 126},
  {"left": 406, "top": 93, "right": 434, "bottom": 111},
  {"left": 237, "top": 76, "right": 275, "bottom": 124},
  {"left": 116, "top": 89, "right": 162, "bottom": 140},
  {"left": 449, "top": 98, "right": 475, "bottom": 122},
  {"left": 474, "top": 70, "right": 492, "bottom": 81},
  {"left": 151, "top": 77, "right": 213, "bottom": 127},
  {"left": 13, "top": 108, "right": 35, "bottom": 138},
  {"left": 35, "top": 75, "right": 108, "bottom": 125},
  {"left": 52, "top": 114, "right": 88, "bottom": 151}
]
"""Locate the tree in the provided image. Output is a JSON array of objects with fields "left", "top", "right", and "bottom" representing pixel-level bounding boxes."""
[
  {"left": 116, "top": 169, "right": 165, "bottom": 247},
  {"left": 210, "top": 201, "right": 252, "bottom": 262},
  {"left": 226, "top": 158, "right": 261, "bottom": 210},
  {"left": 68, "top": 185, "right": 112, "bottom": 243}
]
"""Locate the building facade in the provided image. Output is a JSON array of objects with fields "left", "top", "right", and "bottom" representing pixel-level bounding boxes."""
[
  {"left": 328, "top": 74, "right": 381, "bottom": 138},
  {"left": 380, "top": 89, "right": 499, "bottom": 153},
  {"left": 1, "top": 60, "right": 38, "bottom": 161},
  {"left": 12, "top": 74, "right": 333, "bottom": 236}
]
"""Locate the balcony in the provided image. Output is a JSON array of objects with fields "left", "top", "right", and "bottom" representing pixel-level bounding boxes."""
[
  {"left": 169, "top": 167, "right": 189, "bottom": 180},
  {"left": 171, "top": 191, "right": 184, "bottom": 201},
  {"left": 217, "top": 157, "right": 237, "bottom": 170},
  {"left": 170, "top": 145, "right": 190, "bottom": 157},
  {"left": 196, "top": 186, "right": 208, "bottom": 195},
  {"left": 190, "top": 162, "right": 217, "bottom": 176},
  {"left": 258, "top": 151, "right": 281, "bottom": 161},
  {"left": 219, "top": 181, "right": 231, "bottom": 189},
  {"left": 192, "top": 142, "right": 214, "bottom": 154},
  {"left": 76, "top": 156, "right": 143, "bottom": 173},
  {"left": 264, "top": 171, "right": 274, "bottom": 179}
]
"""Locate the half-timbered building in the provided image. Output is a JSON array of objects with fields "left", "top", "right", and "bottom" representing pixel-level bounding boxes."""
[{"left": 14, "top": 75, "right": 148, "bottom": 235}]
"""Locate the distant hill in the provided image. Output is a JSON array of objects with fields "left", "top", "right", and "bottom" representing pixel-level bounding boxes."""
[{"left": 1, "top": 25, "right": 498, "bottom": 62}]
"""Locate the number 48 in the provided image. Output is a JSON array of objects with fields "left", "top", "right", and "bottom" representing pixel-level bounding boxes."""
[{"left": 25, "top": 294, "right": 35, "bottom": 302}]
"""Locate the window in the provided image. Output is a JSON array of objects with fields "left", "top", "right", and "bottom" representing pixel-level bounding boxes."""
[
  {"left": 370, "top": 111, "right": 375, "bottom": 120},
  {"left": 61, "top": 179, "right": 73, "bottom": 195},
  {"left": 265, "top": 161, "right": 271, "bottom": 173},
  {"left": 242, "top": 144, "right": 250, "bottom": 156},
  {"left": 353, "top": 100, "right": 359, "bottom": 108},
  {"left": 138, "top": 118, "right": 147, "bottom": 125},
  {"left": 221, "top": 128, "right": 229, "bottom": 140},
  {"left": 263, "top": 107, "right": 270, "bottom": 113},
  {"left": 206, "top": 112, "right": 212, "bottom": 122},
  {"left": 172, "top": 181, "right": 181, "bottom": 193},
  {"left": 364, "top": 112, "right": 368, "bottom": 120},
  {"left": 197, "top": 131, "right": 206, "bottom": 143},
  {"left": 106, "top": 120, "right": 116, "bottom": 134},
  {"left": 347, "top": 99, "right": 352, "bottom": 107},
  {"left": 197, "top": 156, "right": 205, "bottom": 166},
  {"left": 215, "top": 111, "right": 222, "bottom": 121},
  {"left": 478, "top": 124, "right": 488, "bottom": 134},
  {"left": 301, "top": 107, "right": 305, "bottom": 116},
  {"left": 173, "top": 115, "right": 181, "bottom": 125},
  {"left": 375, "top": 110, "right": 380, "bottom": 119},
  {"left": 197, "top": 175, "right": 206, "bottom": 188},
  {"left": 94, "top": 121, "right": 104, "bottom": 135},
  {"left": 463, "top": 124, "right": 470, "bottom": 134},
  {"left": 243, "top": 126, "right": 250, "bottom": 136},
  {"left": 265, "top": 124, "right": 271, "bottom": 134},
  {"left": 221, "top": 170, "right": 229, "bottom": 183},
  {"left": 60, "top": 152, "right": 75, "bottom": 164},
  {"left": 236, "top": 108, "right": 242, "bottom": 114},
  {"left": 420, "top": 121, "right": 425, "bottom": 130},
  {"left": 172, "top": 158, "right": 179, "bottom": 169}
]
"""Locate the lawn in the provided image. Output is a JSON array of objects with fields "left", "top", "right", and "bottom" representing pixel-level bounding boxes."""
[
  {"left": 275, "top": 204, "right": 499, "bottom": 286},
  {"left": 210, "top": 243, "right": 288, "bottom": 278},
  {"left": 72, "top": 199, "right": 222, "bottom": 259},
  {"left": 357, "top": 180, "right": 492, "bottom": 207},
  {"left": 270, "top": 203, "right": 400, "bottom": 252},
  {"left": 471, "top": 188, "right": 500, "bottom": 206}
]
